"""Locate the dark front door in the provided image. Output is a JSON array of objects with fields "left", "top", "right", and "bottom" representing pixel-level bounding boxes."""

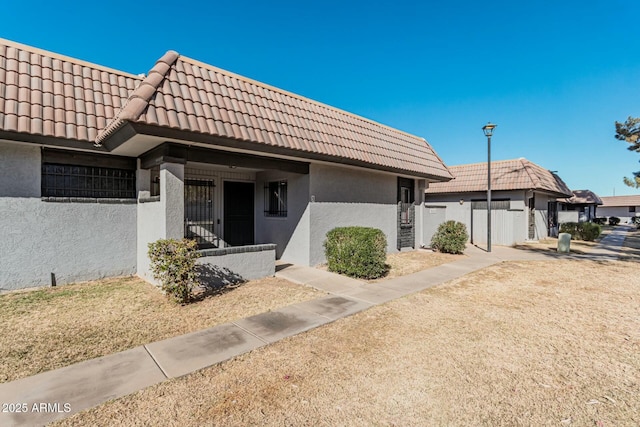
[{"left": 224, "top": 181, "right": 254, "bottom": 246}]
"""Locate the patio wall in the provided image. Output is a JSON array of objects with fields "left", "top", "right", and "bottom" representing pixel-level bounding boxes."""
[{"left": 197, "top": 244, "right": 276, "bottom": 285}]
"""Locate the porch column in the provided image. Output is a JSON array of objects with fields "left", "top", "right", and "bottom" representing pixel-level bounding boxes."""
[{"left": 160, "top": 162, "right": 184, "bottom": 240}]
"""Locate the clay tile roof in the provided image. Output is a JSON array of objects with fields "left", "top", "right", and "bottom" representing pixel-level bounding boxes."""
[
  {"left": 600, "top": 195, "right": 640, "bottom": 207},
  {"left": 0, "top": 38, "right": 142, "bottom": 142},
  {"left": 558, "top": 189, "right": 603, "bottom": 205},
  {"left": 425, "top": 158, "right": 573, "bottom": 197},
  {"left": 98, "top": 53, "right": 452, "bottom": 180}
]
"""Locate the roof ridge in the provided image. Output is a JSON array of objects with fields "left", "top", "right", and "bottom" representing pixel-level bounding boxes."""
[
  {"left": 96, "top": 51, "right": 180, "bottom": 145},
  {"left": 0, "top": 37, "right": 142, "bottom": 79},
  {"left": 178, "top": 55, "right": 427, "bottom": 143}
]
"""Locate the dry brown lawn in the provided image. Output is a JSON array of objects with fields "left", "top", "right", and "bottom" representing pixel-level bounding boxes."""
[
  {"left": 318, "top": 249, "right": 458, "bottom": 281},
  {"left": 56, "top": 259, "right": 640, "bottom": 426},
  {"left": 0, "top": 276, "right": 322, "bottom": 383}
]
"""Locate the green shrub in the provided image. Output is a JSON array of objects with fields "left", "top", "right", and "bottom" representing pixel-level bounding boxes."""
[
  {"left": 608, "top": 216, "right": 620, "bottom": 226},
  {"left": 431, "top": 221, "right": 468, "bottom": 254},
  {"left": 324, "top": 227, "right": 388, "bottom": 279},
  {"left": 559, "top": 222, "right": 601, "bottom": 241},
  {"left": 148, "top": 238, "right": 200, "bottom": 304},
  {"left": 581, "top": 222, "right": 602, "bottom": 241}
]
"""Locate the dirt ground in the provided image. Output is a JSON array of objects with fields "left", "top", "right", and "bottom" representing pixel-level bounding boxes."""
[
  {"left": 0, "top": 276, "right": 322, "bottom": 383},
  {"left": 56, "top": 258, "right": 640, "bottom": 426}
]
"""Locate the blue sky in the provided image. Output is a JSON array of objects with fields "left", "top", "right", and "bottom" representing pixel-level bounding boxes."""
[{"left": 4, "top": 0, "right": 639, "bottom": 196}]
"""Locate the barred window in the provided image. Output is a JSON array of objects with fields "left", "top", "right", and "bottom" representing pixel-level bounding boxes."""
[
  {"left": 42, "top": 163, "right": 136, "bottom": 199},
  {"left": 264, "top": 181, "right": 287, "bottom": 217}
]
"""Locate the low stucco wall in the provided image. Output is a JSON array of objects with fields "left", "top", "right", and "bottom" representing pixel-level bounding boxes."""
[
  {"left": 0, "top": 198, "right": 137, "bottom": 291},
  {"left": 198, "top": 244, "right": 276, "bottom": 283}
]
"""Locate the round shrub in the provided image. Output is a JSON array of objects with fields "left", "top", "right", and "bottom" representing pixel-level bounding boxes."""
[
  {"left": 581, "top": 222, "right": 602, "bottom": 241},
  {"left": 608, "top": 216, "right": 620, "bottom": 226},
  {"left": 324, "top": 227, "right": 388, "bottom": 279},
  {"left": 148, "top": 238, "right": 200, "bottom": 304},
  {"left": 431, "top": 221, "right": 469, "bottom": 254}
]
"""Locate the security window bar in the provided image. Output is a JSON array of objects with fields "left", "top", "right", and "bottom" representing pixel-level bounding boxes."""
[
  {"left": 42, "top": 163, "right": 136, "bottom": 198},
  {"left": 264, "top": 181, "right": 287, "bottom": 217}
]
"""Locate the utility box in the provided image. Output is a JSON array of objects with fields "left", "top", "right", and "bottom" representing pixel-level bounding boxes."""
[{"left": 558, "top": 233, "right": 571, "bottom": 253}]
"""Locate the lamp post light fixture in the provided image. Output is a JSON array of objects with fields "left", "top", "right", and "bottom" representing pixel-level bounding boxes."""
[{"left": 482, "top": 122, "right": 497, "bottom": 252}]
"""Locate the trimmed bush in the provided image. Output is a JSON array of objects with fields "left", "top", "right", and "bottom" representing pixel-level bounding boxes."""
[
  {"left": 581, "top": 222, "right": 602, "bottom": 241},
  {"left": 559, "top": 222, "right": 601, "bottom": 242},
  {"left": 148, "top": 238, "right": 200, "bottom": 304},
  {"left": 431, "top": 221, "right": 469, "bottom": 254},
  {"left": 593, "top": 217, "right": 607, "bottom": 225},
  {"left": 608, "top": 216, "right": 620, "bottom": 226},
  {"left": 324, "top": 227, "right": 387, "bottom": 279}
]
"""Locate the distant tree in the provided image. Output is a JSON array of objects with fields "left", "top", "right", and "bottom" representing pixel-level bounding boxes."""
[{"left": 615, "top": 116, "right": 640, "bottom": 188}]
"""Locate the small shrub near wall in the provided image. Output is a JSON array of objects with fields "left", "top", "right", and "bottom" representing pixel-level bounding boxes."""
[
  {"left": 608, "top": 216, "right": 620, "bottom": 226},
  {"left": 559, "top": 222, "right": 601, "bottom": 242},
  {"left": 148, "top": 238, "right": 200, "bottom": 304},
  {"left": 324, "top": 227, "right": 388, "bottom": 279},
  {"left": 430, "top": 221, "right": 469, "bottom": 254}
]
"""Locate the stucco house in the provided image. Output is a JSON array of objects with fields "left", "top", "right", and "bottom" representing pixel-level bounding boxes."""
[
  {"left": 557, "top": 189, "right": 602, "bottom": 223},
  {"left": 598, "top": 195, "right": 640, "bottom": 223},
  {"left": 424, "top": 158, "right": 573, "bottom": 246},
  {"left": 0, "top": 39, "right": 453, "bottom": 291}
]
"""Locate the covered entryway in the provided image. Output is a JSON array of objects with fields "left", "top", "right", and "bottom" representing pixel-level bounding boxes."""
[
  {"left": 397, "top": 177, "right": 415, "bottom": 249},
  {"left": 224, "top": 181, "right": 255, "bottom": 246}
]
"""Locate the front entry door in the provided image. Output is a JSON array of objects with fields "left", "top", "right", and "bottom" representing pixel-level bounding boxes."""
[{"left": 224, "top": 181, "right": 254, "bottom": 246}]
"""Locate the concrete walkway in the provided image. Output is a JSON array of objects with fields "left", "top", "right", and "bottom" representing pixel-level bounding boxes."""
[{"left": 0, "top": 226, "right": 632, "bottom": 426}]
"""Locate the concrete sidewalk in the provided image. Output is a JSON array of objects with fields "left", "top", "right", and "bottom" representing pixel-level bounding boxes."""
[{"left": 0, "top": 227, "right": 631, "bottom": 426}]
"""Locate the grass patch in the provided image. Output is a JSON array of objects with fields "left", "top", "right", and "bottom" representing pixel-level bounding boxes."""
[
  {"left": 55, "top": 259, "right": 640, "bottom": 426},
  {"left": 0, "top": 275, "right": 322, "bottom": 383},
  {"left": 370, "top": 249, "right": 458, "bottom": 282}
]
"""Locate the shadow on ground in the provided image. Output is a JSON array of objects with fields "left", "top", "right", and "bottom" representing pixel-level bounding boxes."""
[{"left": 192, "top": 264, "right": 247, "bottom": 302}]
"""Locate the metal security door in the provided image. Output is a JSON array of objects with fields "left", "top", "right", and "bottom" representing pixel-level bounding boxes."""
[
  {"left": 528, "top": 196, "right": 535, "bottom": 240},
  {"left": 184, "top": 179, "right": 218, "bottom": 248}
]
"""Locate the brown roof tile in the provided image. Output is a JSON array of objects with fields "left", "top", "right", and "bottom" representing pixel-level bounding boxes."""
[
  {"left": 600, "top": 195, "right": 640, "bottom": 207},
  {"left": 0, "top": 38, "right": 142, "bottom": 142},
  {"left": 425, "top": 158, "right": 573, "bottom": 197},
  {"left": 558, "top": 190, "right": 603, "bottom": 205},
  {"left": 1, "top": 39, "right": 451, "bottom": 180},
  {"left": 96, "top": 52, "right": 451, "bottom": 179}
]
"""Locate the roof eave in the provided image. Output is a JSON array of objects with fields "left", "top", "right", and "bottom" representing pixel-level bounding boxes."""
[{"left": 99, "top": 122, "right": 452, "bottom": 180}]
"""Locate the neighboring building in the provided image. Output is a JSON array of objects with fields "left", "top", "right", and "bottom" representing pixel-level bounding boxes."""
[
  {"left": 558, "top": 189, "right": 603, "bottom": 223},
  {"left": 424, "top": 158, "right": 573, "bottom": 246},
  {"left": 0, "top": 39, "right": 452, "bottom": 291},
  {"left": 598, "top": 195, "right": 640, "bottom": 223}
]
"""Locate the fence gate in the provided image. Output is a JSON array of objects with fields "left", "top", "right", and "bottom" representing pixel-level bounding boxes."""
[
  {"left": 397, "top": 202, "right": 415, "bottom": 250},
  {"left": 184, "top": 179, "right": 218, "bottom": 248}
]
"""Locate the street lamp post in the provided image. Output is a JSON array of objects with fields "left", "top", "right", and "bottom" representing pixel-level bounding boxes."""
[{"left": 482, "top": 123, "right": 497, "bottom": 253}]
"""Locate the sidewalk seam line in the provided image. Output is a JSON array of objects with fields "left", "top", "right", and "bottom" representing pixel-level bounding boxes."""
[
  {"left": 231, "top": 322, "right": 270, "bottom": 344},
  {"left": 143, "top": 345, "right": 169, "bottom": 379}
]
